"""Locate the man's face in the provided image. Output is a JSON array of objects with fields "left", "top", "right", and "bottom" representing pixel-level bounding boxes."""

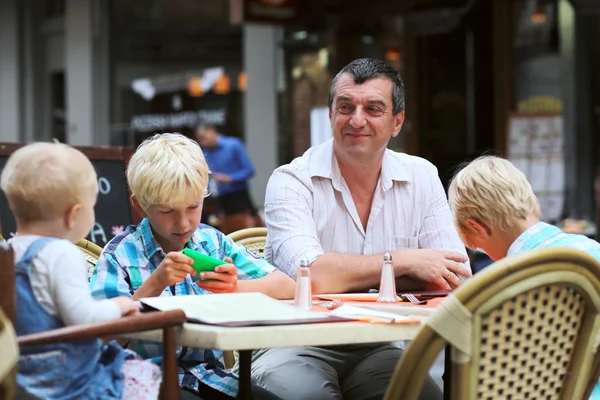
[
  {"left": 142, "top": 199, "right": 204, "bottom": 252},
  {"left": 329, "top": 73, "right": 404, "bottom": 162},
  {"left": 195, "top": 128, "right": 218, "bottom": 148}
]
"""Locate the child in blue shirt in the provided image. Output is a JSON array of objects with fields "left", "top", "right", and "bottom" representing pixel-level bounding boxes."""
[
  {"left": 448, "top": 155, "right": 600, "bottom": 398},
  {"left": 91, "top": 133, "right": 292, "bottom": 399}
]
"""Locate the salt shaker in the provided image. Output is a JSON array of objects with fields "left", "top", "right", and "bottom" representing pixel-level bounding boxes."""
[
  {"left": 377, "top": 252, "right": 397, "bottom": 303},
  {"left": 293, "top": 258, "right": 313, "bottom": 310}
]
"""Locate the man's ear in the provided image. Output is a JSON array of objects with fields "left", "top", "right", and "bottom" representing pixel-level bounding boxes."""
[
  {"left": 465, "top": 218, "right": 492, "bottom": 237},
  {"left": 130, "top": 195, "right": 147, "bottom": 217},
  {"left": 392, "top": 110, "right": 405, "bottom": 137},
  {"left": 65, "top": 204, "right": 81, "bottom": 229}
]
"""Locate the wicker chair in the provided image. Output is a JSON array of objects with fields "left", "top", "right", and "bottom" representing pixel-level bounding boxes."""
[
  {"left": 221, "top": 227, "right": 269, "bottom": 369},
  {"left": 227, "top": 227, "right": 268, "bottom": 258},
  {"left": 75, "top": 238, "right": 103, "bottom": 280},
  {"left": 0, "top": 307, "right": 18, "bottom": 400},
  {"left": 385, "top": 247, "right": 600, "bottom": 400}
]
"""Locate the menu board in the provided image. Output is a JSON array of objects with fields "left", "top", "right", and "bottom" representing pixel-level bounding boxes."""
[
  {"left": 0, "top": 143, "right": 139, "bottom": 247},
  {"left": 507, "top": 114, "right": 564, "bottom": 222}
]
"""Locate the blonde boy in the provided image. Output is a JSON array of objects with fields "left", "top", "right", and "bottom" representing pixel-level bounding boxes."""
[
  {"left": 448, "top": 155, "right": 600, "bottom": 264},
  {"left": 90, "top": 133, "right": 291, "bottom": 399}
]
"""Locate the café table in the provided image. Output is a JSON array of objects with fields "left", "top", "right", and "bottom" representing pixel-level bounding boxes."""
[{"left": 125, "top": 304, "right": 434, "bottom": 400}]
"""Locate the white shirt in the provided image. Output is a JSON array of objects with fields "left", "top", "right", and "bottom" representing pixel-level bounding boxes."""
[
  {"left": 264, "top": 139, "right": 470, "bottom": 278},
  {"left": 11, "top": 235, "right": 120, "bottom": 326}
]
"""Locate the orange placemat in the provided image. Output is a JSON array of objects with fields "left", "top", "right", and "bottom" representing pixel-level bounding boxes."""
[{"left": 314, "top": 293, "right": 446, "bottom": 308}]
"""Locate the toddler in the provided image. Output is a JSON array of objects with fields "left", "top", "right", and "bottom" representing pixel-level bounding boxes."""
[{"left": 1, "top": 142, "right": 161, "bottom": 400}]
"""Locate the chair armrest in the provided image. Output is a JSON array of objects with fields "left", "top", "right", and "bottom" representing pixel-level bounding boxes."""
[{"left": 17, "top": 310, "right": 186, "bottom": 347}]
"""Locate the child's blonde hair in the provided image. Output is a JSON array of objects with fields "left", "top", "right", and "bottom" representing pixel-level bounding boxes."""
[
  {"left": 127, "top": 133, "right": 210, "bottom": 211},
  {"left": 448, "top": 155, "right": 540, "bottom": 242},
  {"left": 1, "top": 142, "right": 97, "bottom": 221}
]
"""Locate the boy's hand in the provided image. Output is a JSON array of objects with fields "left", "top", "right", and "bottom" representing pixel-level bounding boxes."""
[
  {"left": 154, "top": 251, "right": 196, "bottom": 288},
  {"left": 196, "top": 257, "right": 238, "bottom": 293}
]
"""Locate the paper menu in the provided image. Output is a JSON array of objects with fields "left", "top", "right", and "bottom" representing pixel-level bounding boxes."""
[
  {"left": 140, "top": 293, "right": 347, "bottom": 327},
  {"left": 329, "top": 304, "right": 421, "bottom": 325}
]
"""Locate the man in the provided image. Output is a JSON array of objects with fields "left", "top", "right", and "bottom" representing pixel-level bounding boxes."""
[
  {"left": 195, "top": 124, "right": 257, "bottom": 233},
  {"left": 252, "top": 58, "right": 472, "bottom": 400}
]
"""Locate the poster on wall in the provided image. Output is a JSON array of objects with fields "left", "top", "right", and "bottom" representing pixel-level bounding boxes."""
[
  {"left": 507, "top": 114, "right": 564, "bottom": 223},
  {"left": 310, "top": 107, "right": 331, "bottom": 147}
]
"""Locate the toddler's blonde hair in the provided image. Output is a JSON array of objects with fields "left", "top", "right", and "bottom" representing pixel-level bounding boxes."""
[{"left": 1, "top": 142, "right": 97, "bottom": 221}]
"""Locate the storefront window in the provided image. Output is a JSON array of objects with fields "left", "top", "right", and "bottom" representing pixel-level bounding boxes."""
[
  {"left": 109, "top": 0, "right": 243, "bottom": 148},
  {"left": 280, "top": 15, "right": 407, "bottom": 161}
]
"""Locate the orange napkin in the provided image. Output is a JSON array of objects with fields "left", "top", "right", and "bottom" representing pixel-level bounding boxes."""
[
  {"left": 314, "top": 293, "right": 446, "bottom": 308},
  {"left": 314, "top": 293, "right": 398, "bottom": 302}
]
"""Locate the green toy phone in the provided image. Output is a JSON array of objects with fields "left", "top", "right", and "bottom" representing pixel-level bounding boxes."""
[{"left": 182, "top": 248, "right": 227, "bottom": 275}]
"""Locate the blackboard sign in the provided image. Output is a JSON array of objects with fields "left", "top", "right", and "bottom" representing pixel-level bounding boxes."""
[{"left": 0, "top": 143, "right": 140, "bottom": 248}]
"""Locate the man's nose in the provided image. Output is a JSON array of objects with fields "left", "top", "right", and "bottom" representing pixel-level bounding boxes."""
[{"left": 349, "top": 109, "right": 367, "bottom": 128}]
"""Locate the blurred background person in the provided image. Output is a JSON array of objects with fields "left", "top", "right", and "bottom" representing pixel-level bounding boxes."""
[{"left": 195, "top": 124, "right": 260, "bottom": 234}]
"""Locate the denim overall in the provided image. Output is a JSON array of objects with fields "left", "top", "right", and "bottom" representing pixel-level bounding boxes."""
[{"left": 16, "top": 237, "right": 129, "bottom": 399}]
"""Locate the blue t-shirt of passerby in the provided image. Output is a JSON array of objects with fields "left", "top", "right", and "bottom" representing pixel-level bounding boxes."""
[{"left": 203, "top": 135, "right": 254, "bottom": 196}]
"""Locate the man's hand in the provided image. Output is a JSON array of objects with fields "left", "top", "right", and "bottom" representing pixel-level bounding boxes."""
[
  {"left": 212, "top": 173, "right": 232, "bottom": 183},
  {"left": 398, "top": 249, "right": 471, "bottom": 290},
  {"left": 153, "top": 251, "right": 196, "bottom": 288},
  {"left": 196, "top": 257, "right": 239, "bottom": 293}
]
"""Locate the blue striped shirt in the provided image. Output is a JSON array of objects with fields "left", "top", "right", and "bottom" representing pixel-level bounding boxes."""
[
  {"left": 507, "top": 222, "right": 600, "bottom": 261},
  {"left": 90, "top": 218, "right": 275, "bottom": 397}
]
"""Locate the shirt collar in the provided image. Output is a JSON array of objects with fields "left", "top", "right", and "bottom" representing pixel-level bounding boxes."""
[
  {"left": 136, "top": 217, "right": 206, "bottom": 258},
  {"left": 308, "top": 139, "right": 411, "bottom": 190},
  {"left": 507, "top": 221, "right": 551, "bottom": 256}
]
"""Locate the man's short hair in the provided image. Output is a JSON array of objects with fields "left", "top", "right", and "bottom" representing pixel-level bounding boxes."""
[
  {"left": 448, "top": 156, "right": 540, "bottom": 240},
  {"left": 327, "top": 58, "right": 405, "bottom": 115},
  {"left": 0, "top": 142, "right": 97, "bottom": 221},
  {"left": 127, "top": 133, "right": 210, "bottom": 210}
]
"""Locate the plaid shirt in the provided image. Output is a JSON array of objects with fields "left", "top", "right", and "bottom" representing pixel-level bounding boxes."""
[
  {"left": 507, "top": 222, "right": 600, "bottom": 261},
  {"left": 90, "top": 218, "right": 275, "bottom": 397}
]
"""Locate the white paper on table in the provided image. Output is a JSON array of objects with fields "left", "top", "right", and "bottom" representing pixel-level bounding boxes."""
[
  {"left": 329, "top": 304, "right": 418, "bottom": 323},
  {"left": 529, "top": 157, "right": 549, "bottom": 192},
  {"left": 140, "top": 293, "right": 335, "bottom": 326}
]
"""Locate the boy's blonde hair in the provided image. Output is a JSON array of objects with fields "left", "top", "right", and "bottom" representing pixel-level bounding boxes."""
[
  {"left": 127, "top": 133, "right": 210, "bottom": 210},
  {"left": 448, "top": 155, "right": 540, "bottom": 240},
  {"left": 1, "top": 142, "right": 97, "bottom": 221}
]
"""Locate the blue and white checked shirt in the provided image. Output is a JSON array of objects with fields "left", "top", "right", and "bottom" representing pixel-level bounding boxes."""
[
  {"left": 90, "top": 218, "right": 275, "bottom": 397},
  {"left": 507, "top": 221, "right": 600, "bottom": 261}
]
